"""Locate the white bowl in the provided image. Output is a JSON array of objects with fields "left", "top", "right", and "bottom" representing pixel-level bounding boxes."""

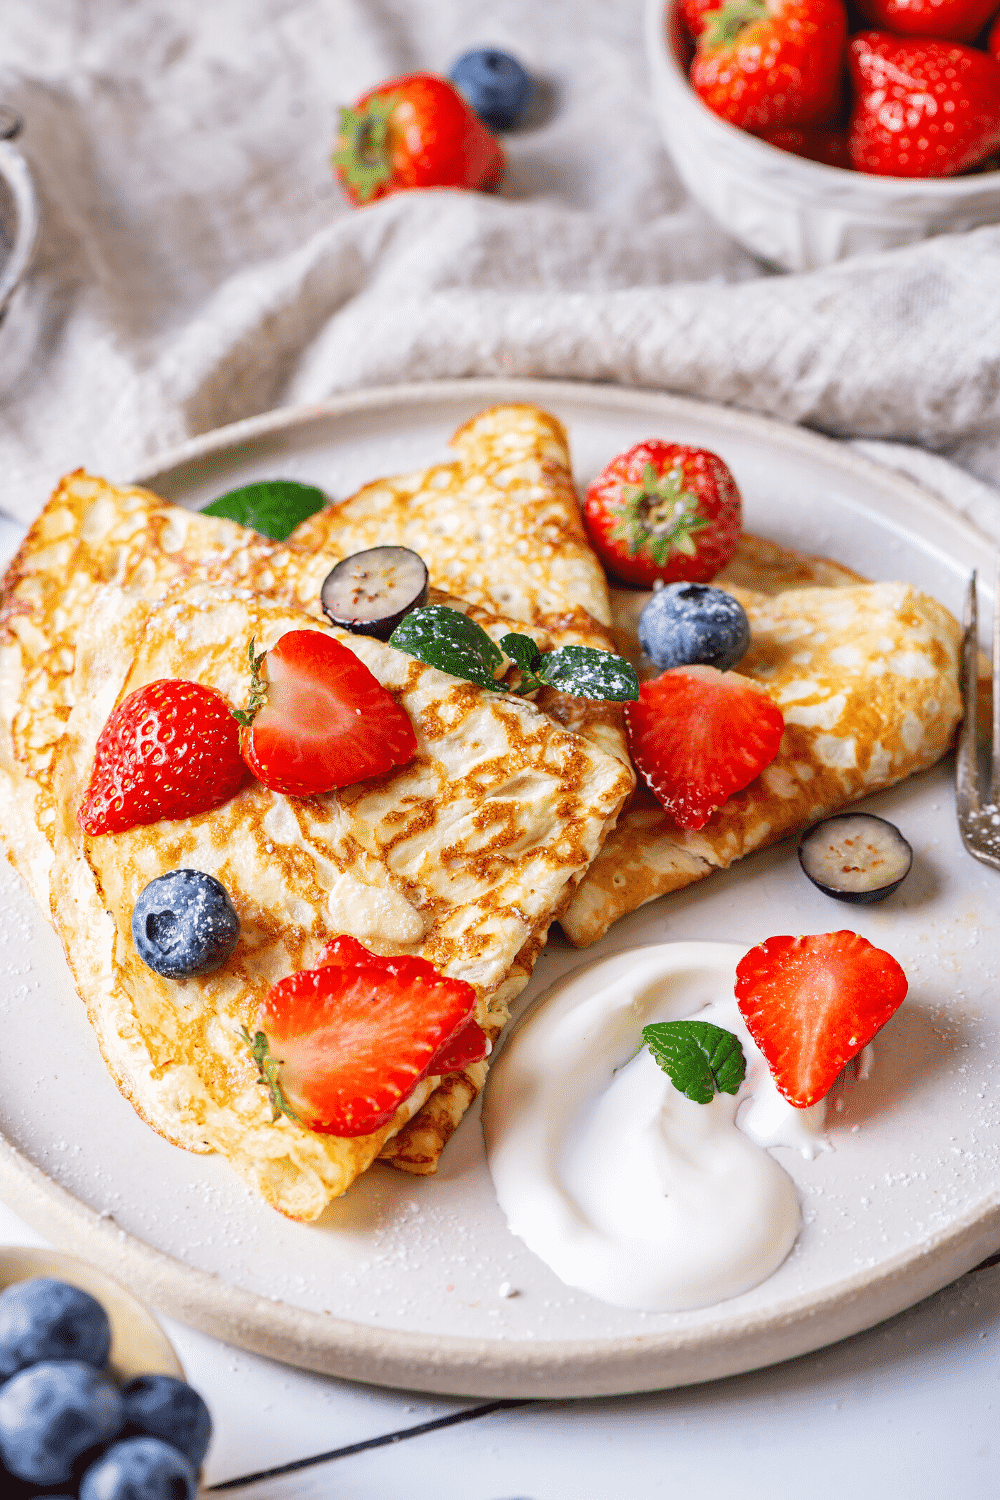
[{"left": 644, "top": 0, "right": 1000, "bottom": 271}]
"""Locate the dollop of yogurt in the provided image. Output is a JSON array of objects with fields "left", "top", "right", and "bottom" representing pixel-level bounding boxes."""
[{"left": 483, "top": 942, "right": 830, "bottom": 1313}]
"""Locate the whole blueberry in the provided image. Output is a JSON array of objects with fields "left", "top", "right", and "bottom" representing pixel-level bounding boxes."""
[
  {"left": 0, "top": 1278, "right": 112, "bottom": 1379},
  {"left": 131, "top": 869, "right": 240, "bottom": 979},
  {"left": 638, "top": 583, "right": 751, "bottom": 673},
  {"left": 0, "top": 1360, "right": 123, "bottom": 1485},
  {"left": 449, "top": 48, "right": 531, "bottom": 130},
  {"left": 79, "top": 1436, "right": 198, "bottom": 1500},
  {"left": 121, "top": 1375, "right": 211, "bottom": 1469}
]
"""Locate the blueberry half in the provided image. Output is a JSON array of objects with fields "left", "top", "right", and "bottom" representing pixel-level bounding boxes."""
[
  {"left": 321, "top": 546, "right": 429, "bottom": 641},
  {"left": 121, "top": 1375, "right": 212, "bottom": 1470},
  {"left": 0, "top": 1361, "right": 123, "bottom": 1485},
  {"left": 131, "top": 870, "right": 240, "bottom": 979},
  {"left": 798, "top": 813, "right": 913, "bottom": 904},
  {"left": 639, "top": 582, "right": 751, "bottom": 673},
  {"left": 79, "top": 1436, "right": 198, "bottom": 1500},
  {"left": 0, "top": 1278, "right": 112, "bottom": 1380},
  {"left": 449, "top": 48, "right": 531, "bottom": 130}
]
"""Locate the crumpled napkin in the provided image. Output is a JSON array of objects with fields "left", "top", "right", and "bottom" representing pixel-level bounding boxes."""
[{"left": 0, "top": 0, "right": 997, "bottom": 539}]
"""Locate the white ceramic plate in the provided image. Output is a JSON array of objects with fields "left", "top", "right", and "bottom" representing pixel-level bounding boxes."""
[{"left": 1, "top": 378, "right": 998, "bottom": 1399}]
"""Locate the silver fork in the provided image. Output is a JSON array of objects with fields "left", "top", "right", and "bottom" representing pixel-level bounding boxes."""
[{"left": 956, "top": 559, "right": 1000, "bottom": 873}]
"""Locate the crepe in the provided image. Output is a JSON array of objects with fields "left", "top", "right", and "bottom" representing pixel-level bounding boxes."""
[
  {"left": 560, "top": 572, "right": 963, "bottom": 947},
  {"left": 42, "top": 578, "right": 631, "bottom": 1220}
]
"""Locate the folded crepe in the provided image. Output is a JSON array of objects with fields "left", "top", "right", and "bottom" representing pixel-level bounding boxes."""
[
  {"left": 560, "top": 571, "right": 963, "bottom": 946},
  {"left": 41, "top": 578, "right": 631, "bottom": 1220}
]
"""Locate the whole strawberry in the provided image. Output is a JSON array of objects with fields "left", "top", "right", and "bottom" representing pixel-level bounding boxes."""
[
  {"left": 762, "top": 125, "right": 852, "bottom": 167},
  {"left": 690, "top": 0, "right": 848, "bottom": 133},
  {"left": 855, "top": 0, "right": 1000, "bottom": 43},
  {"left": 77, "top": 680, "right": 246, "bottom": 836},
  {"left": 333, "top": 73, "right": 505, "bottom": 206},
  {"left": 583, "top": 441, "right": 742, "bottom": 588},
  {"left": 848, "top": 32, "right": 1000, "bottom": 177}
]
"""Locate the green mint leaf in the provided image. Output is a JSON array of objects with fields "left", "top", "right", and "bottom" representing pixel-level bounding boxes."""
[
  {"left": 499, "top": 632, "right": 545, "bottom": 688},
  {"left": 535, "top": 645, "right": 639, "bottom": 702},
  {"left": 241, "top": 1026, "right": 301, "bottom": 1125},
  {"left": 642, "top": 1020, "right": 747, "bottom": 1105},
  {"left": 202, "top": 480, "right": 326, "bottom": 541},
  {"left": 389, "top": 605, "right": 505, "bottom": 690}
]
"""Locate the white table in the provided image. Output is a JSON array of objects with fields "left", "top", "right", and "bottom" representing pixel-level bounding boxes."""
[{"left": 0, "top": 1197, "right": 995, "bottom": 1498}]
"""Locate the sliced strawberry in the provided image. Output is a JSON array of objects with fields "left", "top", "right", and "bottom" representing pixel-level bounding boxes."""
[
  {"left": 253, "top": 957, "right": 477, "bottom": 1136},
  {"left": 78, "top": 679, "right": 247, "bottom": 836},
  {"left": 735, "top": 931, "right": 908, "bottom": 1108},
  {"left": 317, "top": 934, "right": 379, "bottom": 968},
  {"left": 626, "top": 665, "right": 784, "bottom": 831},
  {"left": 239, "top": 630, "right": 417, "bottom": 797}
]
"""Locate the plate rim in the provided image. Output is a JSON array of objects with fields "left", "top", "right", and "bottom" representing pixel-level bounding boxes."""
[{"left": 7, "top": 375, "right": 999, "bottom": 1399}]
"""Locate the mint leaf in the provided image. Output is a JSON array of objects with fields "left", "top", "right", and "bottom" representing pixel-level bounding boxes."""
[
  {"left": 535, "top": 645, "right": 639, "bottom": 701},
  {"left": 642, "top": 1020, "right": 746, "bottom": 1105},
  {"left": 499, "top": 632, "right": 544, "bottom": 685},
  {"left": 389, "top": 605, "right": 505, "bottom": 690},
  {"left": 202, "top": 480, "right": 326, "bottom": 541}
]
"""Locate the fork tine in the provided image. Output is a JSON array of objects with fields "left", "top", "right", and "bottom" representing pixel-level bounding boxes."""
[
  {"left": 991, "top": 553, "right": 1000, "bottom": 807},
  {"left": 956, "top": 570, "right": 980, "bottom": 820}
]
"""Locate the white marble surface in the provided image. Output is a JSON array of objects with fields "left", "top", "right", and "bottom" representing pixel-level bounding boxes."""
[{"left": 0, "top": 1196, "right": 995, "bottom": 1497}]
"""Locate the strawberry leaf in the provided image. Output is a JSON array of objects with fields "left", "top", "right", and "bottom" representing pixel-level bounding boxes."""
[
  {"left": 202, "top": 480, "right": 326, "bottom": 541},
  {"left": 535, "top": 645, "right": 639, "bottom": 701},
  {"left": 642, "top": 1020, "right": 746, "bottom": 1104},
  {"left": 241, "top": 1025, "right": 301, "bottom": 1124},
  {"left": 389, "top": 605, "right": 505, "bottom": 690}
]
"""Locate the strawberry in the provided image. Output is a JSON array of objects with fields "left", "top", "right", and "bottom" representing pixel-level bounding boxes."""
[
  {"left": 856, "top": 0, "right": 1000, "bottom": 43},
  {"left": 333, "top": 73, "right": 505, "bottom": 206},
  {"left": 237, "top": 630, "right": 417, "bottom": 797},
  {"left": 990, "top": 11, "right": 1000, "bottom": 61},
  {"left": 680, "top": 0, "right": 723, "bottom": 36},
  {"left": 77, "top": 679, "right": 246, "bottom": 836},
  {"left": 689, "top": 0, "right": 848, "bottom": 133},
  {"left": 735, "top": 931, "right": 908, "bottom": 1107},
  {"left": 249, "top": 955, "right": 479, "bottom": 1136},
  {"left": 848, "top": 33, "right": 1000, "bottom": 177},
  {"left": 625, "top": 665, "right": 785, "bottom": 831},
  {"left": 583, "top": 442, "right": 742, "bottom": 588},
  {"left": 316, "top": 935, "right": 489, "bottom": 1074},
  {"left": 762, "top": 125, "right": 852, "bottom": 167}
]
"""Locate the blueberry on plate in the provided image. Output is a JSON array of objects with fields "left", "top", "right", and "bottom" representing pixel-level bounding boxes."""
[
  {"left": 79, "top": 1436, "right": 198, "bottom": 1500},
  {"left": 121, "top": 1375, "right": 212, "bottom": 1470},
  {"left": 0, "top": 1360, "right": 123, "bottom": 1486},
  {"left": 798, "top": 813, "right": 913, "bottom": 904},
  {"left": 321, "top": 546, "right": 429, "bottom": 641},
  {"left": 638, "top": 582, "right": 751, "bottom": 673},
  {"left": 131, "top": 869, "right": 240, "bottom": 979},
  {"left": 449, "top": 47, "right": 531, "bottom": 130},
  {"left": 0, "top": 1277, "right": 112, "bottom": 1379}
]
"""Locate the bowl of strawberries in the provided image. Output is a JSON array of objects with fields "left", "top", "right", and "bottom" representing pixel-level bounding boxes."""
[{"left": 644, "top": 0, "right": 1000, "bottom": 270}]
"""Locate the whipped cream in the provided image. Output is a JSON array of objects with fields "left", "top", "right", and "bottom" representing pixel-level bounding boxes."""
[{"left": 483, "top": 942, "right": 831, "bottom": 1313}]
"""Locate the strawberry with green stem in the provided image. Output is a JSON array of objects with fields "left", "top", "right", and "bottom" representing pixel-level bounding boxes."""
[{"left": 584, "top": 441, "right": 742, "bottom": 588}]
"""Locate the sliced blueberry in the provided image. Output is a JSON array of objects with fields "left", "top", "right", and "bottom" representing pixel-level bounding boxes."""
[
  {"left": 321, "top": 546, "right": 429, "bottom": 641},
  {"left": 0, "top": 1278, "right": 112, "bottom": 1379},
  {"left": 121, "top": 1375, "right": 212, "bottom": 1470},
  {"left": 78, "top": 1436, "right": 198, "bottom": 1500},
  {"left": 799, "top": 814, "right": 913, "bottom": 904},
  {"left": 638, "top": 583, "right": 751, "bottom": 673},
  {"left": 450, "top": 48, "right": 531, "bottom": 130},
  {"left": 0, "top": 1361, "right": 123, "bottom": 1486},
  {"left": 131, "top": 869, "right": 240, "bottom": 979}
]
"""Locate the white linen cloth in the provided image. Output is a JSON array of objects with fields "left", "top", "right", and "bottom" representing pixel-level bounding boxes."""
[{"left": 0, "top": 0, "right": 998, "bottom": 538}]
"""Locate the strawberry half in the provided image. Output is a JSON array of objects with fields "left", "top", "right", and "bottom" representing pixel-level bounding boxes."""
[
  {"left": 250, "top": 956, "right": 479, "bottom": 1136},
  {"left": 735, "top": 931, "right": 908, "bottom": 1108},
  {"left": 238, "top": 630, "right": 417, "bottom": 796},
  {"left": 77, "top": 679, "right": 247, "bottom": 836},
  {"left": 626, "top": 665, "right": 785, "bottom": 830}
]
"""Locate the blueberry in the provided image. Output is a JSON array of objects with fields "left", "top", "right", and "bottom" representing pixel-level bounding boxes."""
[
  {"left": 0, "top": 1277, "right": 112, "bottom": 1379},
  {"left": 638, "top": 583, "right": 751, "bottom": 673},
  {"left": 79, "top": 1436, "right": 198, "bottom": 1500},
  {"left": 131, "top": 869, "right": 240, "bottom": 979},
  {"left": 0, "top": 1360, "right": 123, "bottom": 1485},
  {"left": 449, "top": 48, "right": 531, "bottom": 130},
  {"left": 121, "top": 1375, "right": 211, "bottom": 1469}
]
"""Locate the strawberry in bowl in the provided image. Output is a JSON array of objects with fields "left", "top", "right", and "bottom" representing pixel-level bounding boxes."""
[{"left": 583, "top": 441, "right": 742, "bottom": 588}]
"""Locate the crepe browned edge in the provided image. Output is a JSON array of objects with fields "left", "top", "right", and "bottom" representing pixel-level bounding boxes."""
[
  {"left": 560, "top": 563, "right": 963, "bottom": 947},
  {"left": 0, "top": 469, "right": 632, "bottom": 1183}
]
